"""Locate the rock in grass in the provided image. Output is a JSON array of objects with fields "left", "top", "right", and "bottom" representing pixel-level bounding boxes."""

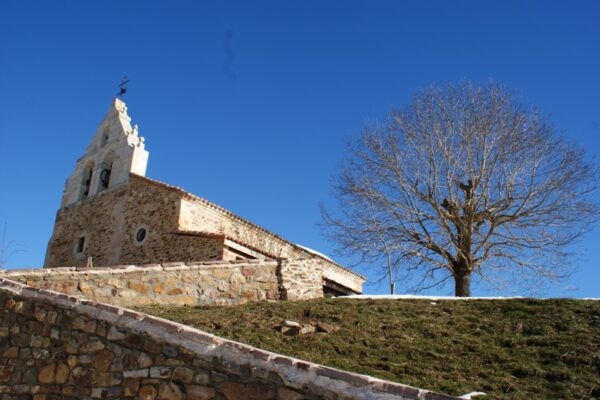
[
  {"left": 281, "top": 326, "right": 300, "bottom": 336},
  {"left": 299, "top": 325, "right": 316, "bottom": 335},
  {"left": 316, "top": 322, "right": 336, "bottom": 334}
]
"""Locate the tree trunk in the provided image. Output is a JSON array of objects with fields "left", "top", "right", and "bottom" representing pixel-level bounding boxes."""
[{"left": 454, "top": 269, "right": 471, "bottom": 297}]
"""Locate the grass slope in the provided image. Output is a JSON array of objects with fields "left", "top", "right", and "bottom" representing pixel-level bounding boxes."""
[{"left": 139, "top": 299, "right": 600, "bottom": 399}]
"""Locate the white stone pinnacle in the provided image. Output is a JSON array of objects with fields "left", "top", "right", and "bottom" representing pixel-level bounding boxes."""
[{"left": 60, "top": 98, "right": 150, "bottom": 207}]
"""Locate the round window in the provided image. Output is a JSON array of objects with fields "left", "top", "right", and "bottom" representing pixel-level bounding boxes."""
[{"left": 135, "top": 227, "right": 147, "bottom": 244}]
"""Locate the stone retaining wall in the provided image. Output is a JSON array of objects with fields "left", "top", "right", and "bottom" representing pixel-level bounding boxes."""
[
  {"left": 0, "top": 277, "right": 458, "bottom": 400},
  {"left": 0, "top": 260, "right": 282, "bottom": 307}
]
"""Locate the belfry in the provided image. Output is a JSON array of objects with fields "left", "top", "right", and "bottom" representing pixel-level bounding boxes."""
[{"left": 60, "top": 99, "right": 148, "bottom": 207}]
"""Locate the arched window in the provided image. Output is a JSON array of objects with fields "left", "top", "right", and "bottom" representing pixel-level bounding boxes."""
[
  {"left": 99, "top": 167, "right": 111, "bottom": 190},
  {"left": 97, "top": 151, "right": 115, "bottom": 192},
  {"left": 100, "top": 126, "right": 110, "bottom": 147},
  {"left": 79, "top": 162, "right": 94, "bottom": 200}
]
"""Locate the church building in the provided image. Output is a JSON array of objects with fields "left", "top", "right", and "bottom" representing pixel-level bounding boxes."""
[{"left": 43, "top": 98, "right": 365, "bottom": 297}]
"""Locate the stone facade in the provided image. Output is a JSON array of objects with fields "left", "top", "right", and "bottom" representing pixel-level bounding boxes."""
[
  {"left": 0, "top": 277, "right": 459, "bottom": 400},
  {"left": 45, "top": 177, "right": 224, "bottom": 268}
]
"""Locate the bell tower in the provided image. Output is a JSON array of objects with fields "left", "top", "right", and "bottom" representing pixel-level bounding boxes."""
[{"left": 60, "top": 98, "right": 149, "bottom": 207}]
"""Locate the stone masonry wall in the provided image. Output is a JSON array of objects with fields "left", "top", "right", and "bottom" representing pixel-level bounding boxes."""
[
  {"left": 2, "top": 261, "right": 280, "bottom": 307},
  {"left": 279, "top": 259, "right": 324, "bottom": 301},
  {"left": 45, "top": 178, "right": 223, "bottom": 268},
  {"left": 178, "top": 197, "right": 296, "bottom": 259},
  {"left": 0, "top": 278, "right": 458, "bottom": 400}
]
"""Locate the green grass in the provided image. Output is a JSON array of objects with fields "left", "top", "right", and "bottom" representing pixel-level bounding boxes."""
[{"left": 138, "top": 298, "right": 600, "bottom": 399}]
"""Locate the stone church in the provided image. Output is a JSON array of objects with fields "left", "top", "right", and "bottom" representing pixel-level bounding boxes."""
[{"left": 42, "top": 98, "right": 365, "bottom": 298}]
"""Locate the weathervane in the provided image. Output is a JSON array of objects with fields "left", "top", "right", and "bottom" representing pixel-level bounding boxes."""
[{"left": 116, "top": 77, "right": 129, "bottom": 98}]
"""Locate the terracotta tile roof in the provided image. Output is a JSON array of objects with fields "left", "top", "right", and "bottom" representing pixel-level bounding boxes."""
[{"left": 132, "top": 173, "right": 366, "bottom": 281}]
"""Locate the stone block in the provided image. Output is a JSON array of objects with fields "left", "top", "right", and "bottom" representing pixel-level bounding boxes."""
[
  {"left": 93, "top": 372, "right": 121, "bottom": 386},
  {"left": 316, "top": 322, "right": 336, "bottom": 334},
  {"left": 34, "top": 306, "right": 48, "bottom": 321},
  {"left": 55, "top": 363, "right": 69, "bottom": 384},
  {"left": 11, "top": 332, "right": 30, "bottom": 347},
  {"left": 38, "top": 364, "right": 55, "bottom": 384},
  {"left": 124, "top": 379, "right": 140, "bottom": 396},
  {"left": 79, "top": 340, "right": 105, "bottom": 353},
  {"left": 254, "top": 271, "right": 276, "bottom": 283},
  {"left": 0, "top": 367, "right": 11, "bottom": 384},
  {"left": 78, "top": 281, "right": 94, "bottom": 295},
  {"left": 299, "top": 325, "right": 316, "bottom": 335},
  {"left": 139, "top": 385, "right": 158, "bottom": 400},
  {"left": 32, "top": 348, "right": 49, "bottom": 359},
  {"left": 94, "top": 287, "right": 116, "bottom": 298},
  {"left": 107, "top": 326, "right": 126, "bottom": 341},
  {"left": 241, "top": 290, "right": 257, "bottom": 300},
  {"left": 230, "top": 272, "right": 246, "bottom": 284},
  {"left": 186, "top": 385, "right": 216, "bottom": 400},
  {"left": 91, "top": 349, "right": 115, "bottom": 372},
  {"left": 217, "top": 281, "right": 229, "bottom": 292},
  {"left": 218, "top": 382, "right": 276, "bottom": 400},
  {"left": 128, "top": 281, "right": 148, "bottom": 293},
  {"left": 172, "top": 367, "right": 194, "bottom": 384},
  {"left": 153, "top": 284, "right": 165, "bottom": 294},
  {"left": 23, "top": 368, "right": 38, "bottom": 385},
  {"left": 70, "top": 366, "right": 93, "bottom": 385},
  {"left": 123, "top": 368, "right": 149, "bottom": 378},
  {"left": 3, "top": 347, "right": 18, "bottom": 358},
  {"left": 138, "top": 352, "right": 154, "bottom": 368},
  {"left": 211, "top": 269, "right": 231, "bottom": 280},
  {"left": 158, "top": 382, "right": 184, "bottom": 400},
  {"left": 180, "top": 272, "right": 197, "bottom": 283},
  {"left": 149, "top": 366, "right": 171, "bottom": 378},
  {"left": 193, "top": 371, "right": 210, "bottom": 385}
]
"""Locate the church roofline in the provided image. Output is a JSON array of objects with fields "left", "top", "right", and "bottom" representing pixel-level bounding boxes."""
[{"left": 131, "top": 173, "right": 366, "bottom": 281}]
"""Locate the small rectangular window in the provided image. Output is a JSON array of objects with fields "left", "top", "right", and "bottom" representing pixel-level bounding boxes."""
[{"left": 76, "top": 236, "right": 85, "bottom": 254}]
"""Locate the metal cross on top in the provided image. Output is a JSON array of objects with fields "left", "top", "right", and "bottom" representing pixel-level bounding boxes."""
[{"left": 117, "top": 77, "right": 129, "bottom": 98}]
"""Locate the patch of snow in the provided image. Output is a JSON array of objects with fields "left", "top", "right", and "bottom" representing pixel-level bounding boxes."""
[
  {"left": 341, "top": 294, "right": 524, "bottom": 300},
  {"left": 340, "top": 294, "right": 599, "bottom": 301},
  {"left": 459, "top": 391, "right": 487, "bottom": 399},
  {"left": 296, "top": 244, "right": 333, "bottom": 262}
]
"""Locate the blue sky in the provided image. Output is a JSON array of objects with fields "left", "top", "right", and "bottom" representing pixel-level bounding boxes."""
[{"left": 0, "top": 1, "right": 598, "bottom": 297}]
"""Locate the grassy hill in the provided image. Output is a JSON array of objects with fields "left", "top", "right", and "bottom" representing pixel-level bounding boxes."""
[{"left": 139, "top": 298, "right": 600, "bottom": 399}]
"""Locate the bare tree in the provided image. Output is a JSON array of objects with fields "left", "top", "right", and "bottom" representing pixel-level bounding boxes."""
[{"left": 322, "top": 82, "right": 599, "bottom": 296}]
